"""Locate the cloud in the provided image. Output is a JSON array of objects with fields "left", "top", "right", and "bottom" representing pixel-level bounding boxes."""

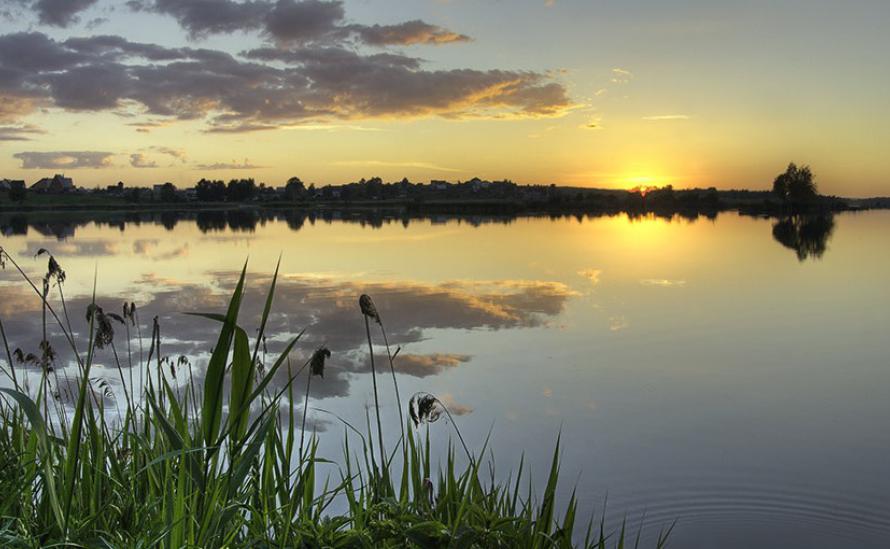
[
  {"left": 129, "top": 152, "right": 158, "bottom": 168},
  {"left": 611, "top": 67, "right": 632, "bottom": 84},
  {"left": 195, "top": 159, "right": 263, "bottom": 170},
  {"left": 333, "top": 160, "right": 460, "bottom": 172},
  {"left": 151, "top": 146, "right": 187, "bottom": 160},
  {"left": 19, "top": 240, "right": 118, "bottom": 257},
  {"left": 0, "top": 271, "right": 576, "bottom": 405},
  {"left": 0, "top": 30, "right": 571, "bottom": 129},
  {"left": 388, "top": 353, "right": 471, "bottom": 378},
  {"left": 29, "top": 0, "right": 98, "bottom": 27},
  {"left": 438, "top": 393, "right": 473, "bottom": 416},
  {"left": 581, "top": 116, "right": 602, "bottom": 130},
  {"left": 642, "top": 114, "right": 690, "bottom": 121},
  {"left": 0, "top": 123, "right": 44, "bottom": 141},
  {"left": 577, "top": 269, "right": 601, "bottom": 285},
  {"left": 639, "top": 278, "right": 686, "bottom": 287},
  {"left": 130, "top": 0, "right": 467, "bottom": 47},
  {"left": 609, "top": 315, "right": 629, "bottom": 331},
  {"left": 128, "top": 0, "right": 270, "bottom": 38},
  {"left": 264, "top": 0, "right": 346, "bottom": 43},
  {"left": 0, "top": 95, "right": 42, "bottom": 124},
  {"left": 132, "top": 239, "right": 159, "bottom": 255},
  {"left": 354, "top": 20, "right": 471, "bottom": 46},
  {"left": 13, "top": 150, "right": 114, "bottom": 169}
]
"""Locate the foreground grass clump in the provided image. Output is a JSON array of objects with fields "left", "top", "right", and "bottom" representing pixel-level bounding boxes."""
[{"left": 0, "top": 249, "right": 670, "bottom": 548}]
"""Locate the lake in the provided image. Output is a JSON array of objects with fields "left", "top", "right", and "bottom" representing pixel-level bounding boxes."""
[{"left": 1, "top": 208, "right": 888, "bottom": 547}]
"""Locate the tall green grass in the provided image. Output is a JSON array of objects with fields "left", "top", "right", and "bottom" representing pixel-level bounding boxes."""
[{"left": 0, "top": 248, "right": 672, "bottom": 548}]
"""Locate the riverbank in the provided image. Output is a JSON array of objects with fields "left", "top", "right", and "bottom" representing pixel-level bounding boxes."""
[
  {"left": 2, "top": 187, "right": 887, "bottom": 217},
  {"left": 0, "top": 253, "right": 672, "bottom": 547}
]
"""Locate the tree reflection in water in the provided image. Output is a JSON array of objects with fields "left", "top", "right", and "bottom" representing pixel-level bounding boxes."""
[{"left": 771, "top": 213, "right": 835, "bottom": 261}]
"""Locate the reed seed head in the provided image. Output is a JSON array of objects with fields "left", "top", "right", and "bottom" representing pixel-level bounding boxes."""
[
  {"left": 408, "top": 392, "right": 444, "bottom": 428},
  {"left": 310, "top": 347, "right": 331, "bottom": 378},
  {"left": 359, "top": 294, "right": 380, "bottom": 323},
  {"left": 86, "top": 304, "right": 114, "bottom": 349}
]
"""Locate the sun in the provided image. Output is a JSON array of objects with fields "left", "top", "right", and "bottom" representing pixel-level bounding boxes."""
[{"left": 620, "top": 174, "right": 669, "bottom": 195}]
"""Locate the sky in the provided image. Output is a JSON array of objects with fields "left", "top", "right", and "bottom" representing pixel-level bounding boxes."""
[{"left": 0, "top": 0, "right": 888, "bottom": 196}]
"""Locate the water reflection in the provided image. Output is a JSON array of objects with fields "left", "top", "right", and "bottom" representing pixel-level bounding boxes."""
[
  {"left": 2, "top": 208, "right": 724, "bottom": 240},
  {"left": 771, "top": 214, "right": 836, "bottom": 261},
  {"left": 0, "top": 273, "right": 575, "bottom": 405},
  {"left": 2, "top": 209, "right": 844, "bottom": 263}
]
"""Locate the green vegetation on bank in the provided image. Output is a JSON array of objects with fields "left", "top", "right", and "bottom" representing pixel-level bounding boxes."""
[{"left": 0, "top": 250, "right": 671, "bottom": 548}]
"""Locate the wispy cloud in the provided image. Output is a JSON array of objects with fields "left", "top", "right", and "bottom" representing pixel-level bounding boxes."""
[
  {"left": 439, "top": 393, "right": 473, "bottom": 416},
  {"left": 195, "top": 159, "right": 264, "bottom": 170},
  {"left": 609, "top": 316, "right": 629, "bottom": 332},
  {"left": 640, "top": 278, "right": 686, "bottom": 287},
  {"left": 642, "top": 114, "right": 691, "bottom": 121},
  {"left": 577, "top": 269, "right": 602, "bottom": 285},
  {"left": 129, "top": 153, "right": 157, "bottom": 168},
  {"left": 333, "top": 160, "right": 461, "bottom": 172},
  {"left": 611, "top": 68, "right": 633, "bottom": 84},
  {"left": 0, "top": 124, "right": 45, "bottom": 141},
  {"left": 281, "top": 124, "right": 385, "bottom": 132},
  {"left": 581, "top": 115, "right": 602, "bottom": 130}
]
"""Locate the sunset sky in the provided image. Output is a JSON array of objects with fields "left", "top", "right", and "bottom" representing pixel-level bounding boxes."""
[{"left": 0, "top": 0, "right": 888, "bottom": 196}]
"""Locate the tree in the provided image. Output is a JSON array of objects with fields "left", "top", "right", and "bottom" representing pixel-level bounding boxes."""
[
  {"left": 226, "top": 178, "right": 257, "bottom": 202},
  {"left": 8, "top": 185, "right": 26, "bottom": 202},
  {"left": 773, "top": 163, "right": 818, "bottom": 205},
  {"left": 195, "top": 179, "right": 226, "bottom": 201},
  {"left": 159, "top": 182, "right": 178, "bottom": 202},
  {"left": 285, "top": 177, "right": 305, "bottom": 200}
]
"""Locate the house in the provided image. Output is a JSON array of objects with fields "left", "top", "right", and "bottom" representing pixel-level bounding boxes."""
[
  {"left": 467, "top": 177, "right": 491, "bottom": 192},
  {"left": 106, "top": 181, "right": 125, "bottom": 195},
  {"left": 430, "top": 180, "right": 450, "bottom": 191},
  {"left": 31, "top": 174, "right": 74, "bottom": 193},
  {"left": 0, "top": 179, "right": 26, "bottom": 191}
]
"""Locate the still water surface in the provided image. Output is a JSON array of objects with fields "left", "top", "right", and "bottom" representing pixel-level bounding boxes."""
[{"left": 1, "top": 210, "right": 888, "bottom": 547}]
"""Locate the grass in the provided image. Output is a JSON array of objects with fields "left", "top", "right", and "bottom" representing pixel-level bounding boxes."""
[{"left": 0, "top": 248, "right": 672, "bottom": 548}]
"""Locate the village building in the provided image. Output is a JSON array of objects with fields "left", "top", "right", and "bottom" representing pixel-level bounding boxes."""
[{"left": 30, "top": 174, "right": 74, "bottom": 193}]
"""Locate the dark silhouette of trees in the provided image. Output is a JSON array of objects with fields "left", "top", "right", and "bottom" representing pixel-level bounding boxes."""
[
  {"left": 773, "top": 163, "right": 818, "bottom": 207},
  {"left": 195, "top": 179, "right": 226, "bottom": 201},
  {"left": 772, "top": 213, "right": 835, "bottom": 261},
  {"left": 285, "top": 177, "right": 305, "bottom": 200},
  {"left": 8, "top": 186, "right": 26, "bottom": 202},
  {"left": 159, "top": 182, "right": 178, "bottom": 202},
  {"left": 226, "top": 178, "right": 257, "bottom": 202}
]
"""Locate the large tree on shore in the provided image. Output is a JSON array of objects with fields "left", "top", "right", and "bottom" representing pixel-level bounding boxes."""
[
  {"left": 284, "top": 177, "right": 305, "bottom": 200},
  {"left": 773, "top": 163, "right": 818, "bottom": 205}
]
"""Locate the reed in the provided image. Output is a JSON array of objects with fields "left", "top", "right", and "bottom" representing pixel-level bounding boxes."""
[{"left": 0, "top": 247, "right": 671, "bottom": 548}]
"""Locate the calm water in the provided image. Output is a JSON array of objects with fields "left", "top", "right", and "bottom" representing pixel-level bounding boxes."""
[{"left": 1, "top": 209, "right": 888, "bottom": 547}]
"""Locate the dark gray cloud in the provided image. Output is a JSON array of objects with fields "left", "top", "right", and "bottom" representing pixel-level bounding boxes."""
[
  {"left": 129, "top": 0, "right": 270, "bottom": 38},
  {"left": 354, "top": 20, "right": 471, "bottom": 46},
  {"left": 0, "top": 123, "right": 43, "bottom": 141},
  {"left": 264, "top": 0, "right": 345, "bottom": 43},
  {"left": 33, "top": 0, "right": 98, "bottom": 27},
  {"left": 128, "top": 0, "right": 459, "bottom": 46},
  {"left": 13, "top": 150, "right": 114, "bottom": 169},
  {"left": 1, "top": 0, "right": 98, "bottom": 28},
  {"left": 0, "top": 27, "right": 570, "bottom": 130}
]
